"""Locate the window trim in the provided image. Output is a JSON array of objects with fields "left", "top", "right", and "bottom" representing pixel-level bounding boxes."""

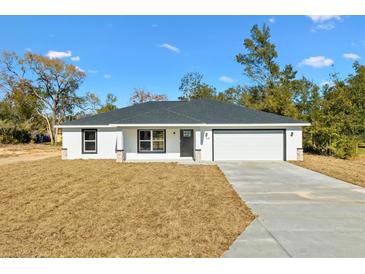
[
  {"left": 137, "top": 129, "right": 166, "bottom": 153},
  {"left": 82, "top": 129, "right": 97, "bottom": 154}
]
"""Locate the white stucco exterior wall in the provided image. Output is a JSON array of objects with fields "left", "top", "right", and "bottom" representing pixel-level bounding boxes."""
[
  {"left": 62, "top": 126, "right": 303, "bottom": 161},
  {"left": 62, "top": 128, "right": 118, "bottom": 159},
  {"left": 200, "top": 128, "right": 213, "bottom": 161},
  {"left": 285, "top": 127, "right": 303, "bottom": 161}
]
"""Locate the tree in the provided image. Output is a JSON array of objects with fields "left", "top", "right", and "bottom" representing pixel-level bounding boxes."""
[
  {"left": 216, "top": 86, "right": 243, "bottom": 104},
  {"left": 291, "top": 77, "right": 322, "bottom": 150},
  {"left": 316, "top": 63, "right": 365, "bottom": 158},
  {"left": 187, "top": 84, "right": 217, "bottom": 100},
  {"left": 236, "top": 25, "right": 299, "bottom": 118},
  {"left": 0, "top": 51, "right": 86, "bottom": 144},
  {"left": 98, "top": 93, "right": 118, "bottom": 113},
  {"left": 178, "top": 72, "right": 245, "bottom": 102},
  {"left": 178, "top": 72, "right": 204, "bottom": 100},
  {"left": 81, "top": 92, "right": 119, "bottom": 115},
  {"left": 129, "top": 88, "right": 167, "bottom": 105},
  {"left": 346, "top": 62, "right": 365, "bottom": 138},
  {"left": 236, "top": 24, "right": 280, "bottom": 86},
  {"left": 235, "top": 23, "right": 365, "bottom": 158},
  {"left": 0, "top": 88, "right": 44, "bottom": 143},
  {"left": 83, "top": 92, "right": 102, "bottom": 114}
]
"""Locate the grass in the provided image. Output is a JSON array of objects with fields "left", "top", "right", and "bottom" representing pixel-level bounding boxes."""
[
  {"left": 291, "top": 153, "right": 365, "bottom": 188},
  {"left": 0, "top": 158, "right": 254, "bottom": 258},
  {"left": 357, "top": 147, "right": 365, "bottom": 156},
  {"left": 0, "top": 143, "right": 59, "bottom": 158}
]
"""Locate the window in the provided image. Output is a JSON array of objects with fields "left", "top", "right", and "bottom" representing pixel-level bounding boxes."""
[
  {"left": 183, "top": 130, "right": 192, "bottom": 137},
  {"left": 82, "top": 129, "right": 97, "bottom": 153},
  {"left": 138, "top": 130, "right": 165, "bottom": 153}
]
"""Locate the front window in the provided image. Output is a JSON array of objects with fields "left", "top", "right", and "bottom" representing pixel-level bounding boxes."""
[
  {"left": 82, "top": 129, "right": 97, "bottom": 153},
  {"left": 138, "top": 130, "right": 165, "bottom": 153}
]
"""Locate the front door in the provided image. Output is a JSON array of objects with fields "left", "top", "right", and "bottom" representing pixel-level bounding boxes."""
[{"left": 180, "top": 129, "right": 194, "bottom": 157}]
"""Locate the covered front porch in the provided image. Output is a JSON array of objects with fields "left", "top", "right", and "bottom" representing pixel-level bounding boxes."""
[{"left": 115, "top": 127, "right": 206, "bottom": 162}]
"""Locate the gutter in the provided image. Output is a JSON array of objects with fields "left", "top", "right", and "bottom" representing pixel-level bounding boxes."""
[{"left": 55, "top": 123, "right": 311, "bottom": 128}]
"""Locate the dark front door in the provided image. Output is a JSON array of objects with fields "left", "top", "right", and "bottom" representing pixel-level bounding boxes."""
[{"left": 180, "top": 129, "right": 194, "bottom": 157}]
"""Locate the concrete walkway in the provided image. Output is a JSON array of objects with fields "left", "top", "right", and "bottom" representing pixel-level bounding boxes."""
[{"left": 219, "top": 161, "right": 365, "bottom": 258}]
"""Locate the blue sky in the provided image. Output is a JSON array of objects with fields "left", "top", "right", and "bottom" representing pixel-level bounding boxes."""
[{"left": 0, "top": 16, "right": 364, "bottom": 106}]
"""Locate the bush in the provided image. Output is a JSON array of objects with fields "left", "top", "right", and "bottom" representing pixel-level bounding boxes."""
[
  {"left": 328, "top": 137, "right": 358, "bottom": 159},
  {"left": 0, "top": 120, "right": 31, "bottom": 144},
  {"left": 303, "top": 130, "right": 358, "bottom": 159}
]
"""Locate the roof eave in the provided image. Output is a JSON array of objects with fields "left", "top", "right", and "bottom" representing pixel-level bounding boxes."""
[{"left": 55, "top": 122, "right": 311, "bottom": 128}]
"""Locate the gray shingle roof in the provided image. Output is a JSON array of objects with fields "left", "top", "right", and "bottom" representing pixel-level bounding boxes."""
[{"left": 61, "top": 99, "right": 306, "bottom": 126}]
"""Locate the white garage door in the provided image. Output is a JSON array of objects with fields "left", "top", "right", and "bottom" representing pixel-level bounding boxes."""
[{"left": 213, "top": 130, "right": 285, "bottom": 161}]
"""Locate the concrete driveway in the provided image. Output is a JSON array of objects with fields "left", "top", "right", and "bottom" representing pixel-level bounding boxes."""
[{"left": 219, "top": 161, "right": 365, "bottom": 258}]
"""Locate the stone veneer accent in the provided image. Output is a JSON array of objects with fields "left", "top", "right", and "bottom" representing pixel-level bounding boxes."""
[
  {"left": 116, "top": 150, "right": 125, "bottom": 162},
  {"left": 195, "top": 149, "right": 202, "bottom": 162}
]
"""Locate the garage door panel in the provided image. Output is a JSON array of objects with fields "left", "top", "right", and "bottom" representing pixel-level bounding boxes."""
[{"left": 213, "top": 130, "right": 284, "bottom": 161}]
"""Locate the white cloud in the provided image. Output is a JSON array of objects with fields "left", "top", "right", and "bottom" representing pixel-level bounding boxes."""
[
  {"left": 104, "top": 74, "right": 112, "bottom": 79},
  {"left": 308, "top": 16, "right": 341, "bottom": 32},
  {"left": 343, "top": 53, "right": 360, "bottom": 61},
  {"left": 46, "top": 50, "right": 72, "bottom": 59},
  {"left": 71, "top": 56, "right": 80, "bottom": 61},
  {"left": 307, "top": 15, "right": 341, "bottom": 22},
  {"left": 299, "top": 56, "right": 334, "bottom": 68},
  {"left": 75, "top": 66, "right": 85, "bottom": 73},
  {"left": 88, "top": 69, "right": 98, "bottom": 74},
  {"left": 269, "top": 17, "right": 275, "bottom": 23},
  {"left": 160, "top": 43, "right": 180, "bottom": 54},
  {"left": 314, "top": 22, "right": 335, "bottom": 31},
  {"left": 25, "top": 48, "right": 32, "bottom": 52},
  {"left": 219, "top": 76, "right": 235, "bottom": 83}
]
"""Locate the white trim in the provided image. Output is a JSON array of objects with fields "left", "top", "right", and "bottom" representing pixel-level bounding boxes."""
[
  {"left": 56, "top": 123, "right": 310, "bottom": 128},
  {"left": 82, "top": 129, "right": 97, "bottom": 153},
  {"left": 55, "top": 125, "right": 112, "bottom": 128},
  {"left": 138, "top": 129, "right": 165, "bottom": 152}
]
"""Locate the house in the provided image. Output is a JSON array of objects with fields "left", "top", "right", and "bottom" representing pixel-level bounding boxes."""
[{"left": 56, "top": 100, "right": 310, "bottom": 162}]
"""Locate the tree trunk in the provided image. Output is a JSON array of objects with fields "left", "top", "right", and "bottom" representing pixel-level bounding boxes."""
[
  {"left": 48, "top": 123, "right": 54, "bottom": 145},
  {"left": 51, "top": 118, "right": 56, "bottom": 145},
  {"left": 37, "top": 109, "right": 53, "bottom": 144},
  {"left": 50, "top": 101, "right": 57, "bottom": 145}
]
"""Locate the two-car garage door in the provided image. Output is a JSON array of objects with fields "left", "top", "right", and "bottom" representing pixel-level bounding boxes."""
[{"left": 213, "top": 130, "right": 285, "bottom": 161}]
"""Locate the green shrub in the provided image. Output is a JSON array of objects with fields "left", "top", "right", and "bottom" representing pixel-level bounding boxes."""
[
  {"left": 327, "top": 136, "right": 358, "bottom": 159},
  {"left": 0, "top": 120, "right": 31, "bottom": 144}
]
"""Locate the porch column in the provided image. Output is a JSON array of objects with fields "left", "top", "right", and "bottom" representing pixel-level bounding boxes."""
[
  {"left": 116, "top": 129, "right": 125, "bottom": 162},
  {"left": 194, "top": 129, "right": 202, "bottom": 162}
]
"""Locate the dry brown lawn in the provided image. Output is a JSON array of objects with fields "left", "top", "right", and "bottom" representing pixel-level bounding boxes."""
[
  {"left": 0, "top": 144, "right": 60, "bottom": 166},
  {"left": 291, "top": 153, "right": 365, "bottom": 188},
  {"left": 0, "top": 158, "right": 254, "bottom": 257},
  {"left": 0, "top": 143, "right": 59, "bottom": 157}
]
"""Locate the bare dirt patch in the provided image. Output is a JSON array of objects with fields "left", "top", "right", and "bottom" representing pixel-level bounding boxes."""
[
  {"left": 0, "top": 144, "right": 60, "bottom": 165},
  {"left": 0, "top": 158, "right": 254, "bottom": 257},
  {"left": 291, "top": 153, "right": 365, "bottom": 188}
]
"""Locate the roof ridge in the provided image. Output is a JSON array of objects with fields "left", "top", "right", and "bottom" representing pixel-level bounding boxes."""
[{"left": 162, "top": 100, "right": 207, "bottom": 123}]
